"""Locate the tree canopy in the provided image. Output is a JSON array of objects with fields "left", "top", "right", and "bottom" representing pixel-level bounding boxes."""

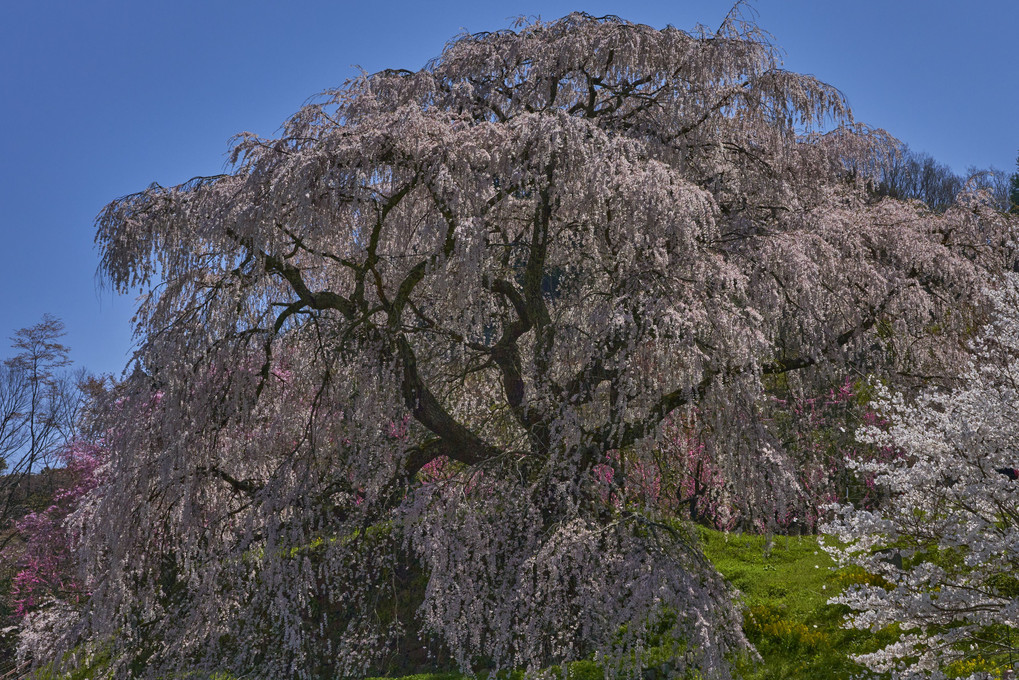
[{"left": 34, "top": 8, "right": 1018, "bottom": 679}]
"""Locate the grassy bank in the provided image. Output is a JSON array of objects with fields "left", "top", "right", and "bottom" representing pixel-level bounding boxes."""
[{"left": 700, "top": 529, "right": 885, "bottom": 679}]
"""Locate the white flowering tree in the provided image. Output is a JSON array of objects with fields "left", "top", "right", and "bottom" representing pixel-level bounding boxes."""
[
  {"left": 824, "top": 278, "right": 1019, "bottom": 679},
  {"left": 38, "top": 8, "right": 1017, "bottom": 679}
]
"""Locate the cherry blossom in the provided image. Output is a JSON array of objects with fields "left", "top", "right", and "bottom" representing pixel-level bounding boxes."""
[
  {"left": 31, "top": 8, "right": 1016, "bottom": 678},
  {"left": 823, "top": 277, "right": 1019, "bottom": 679}
]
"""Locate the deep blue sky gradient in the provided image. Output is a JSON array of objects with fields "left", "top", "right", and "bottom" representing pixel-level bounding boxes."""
[{"left": 2, "top": 0, "right": 1016, "bottom": 377}]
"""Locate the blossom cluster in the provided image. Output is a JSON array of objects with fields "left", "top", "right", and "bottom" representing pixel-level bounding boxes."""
[
  {"left": 823, "top": 276, "right": 1019, "bottom": 679},
  {"left": 7, "top": 441, "right": 103, "bottom": 617}
]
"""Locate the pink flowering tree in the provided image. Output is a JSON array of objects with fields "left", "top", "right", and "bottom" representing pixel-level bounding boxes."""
[
  {"left": 1, "top": 439, "right": 104, "bottom": 667},
  {"left": 44, "top": 8, "right": 1017, "bottom": 680},
  {"left": 763, "top": 378, "right": 904, "bottom": 532},
  {"left": 607, "top": 385, "right": 899, "bottom": 534},
  {"left": 8, "top": 441, "right": 104, "bottom": 617}
]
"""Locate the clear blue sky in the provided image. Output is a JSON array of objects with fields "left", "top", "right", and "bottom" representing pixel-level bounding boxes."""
[{"left": 2, "top": 0, "right": 1016, "bottom": 378}]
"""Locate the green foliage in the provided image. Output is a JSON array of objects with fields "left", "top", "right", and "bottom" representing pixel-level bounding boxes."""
[
  {"left": 26, "top": 647, "right": 112, "bottom": 680},
  {"left": 987, "top": 573, "right": 1019, "bottom": 598}
]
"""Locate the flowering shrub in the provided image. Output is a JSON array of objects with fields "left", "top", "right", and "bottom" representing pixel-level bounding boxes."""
[{"left": 823, "top": 277, "right": 1019, "bottom": 679}]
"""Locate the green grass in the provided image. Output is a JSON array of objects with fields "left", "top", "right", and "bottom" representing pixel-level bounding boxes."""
[{"left": 698, "top": 528, "right": 884, "bottom": 680}]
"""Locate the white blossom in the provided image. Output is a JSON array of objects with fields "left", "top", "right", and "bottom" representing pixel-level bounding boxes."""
[{"left": 823, "top": 275, "right": 1019, "bottom": 679}]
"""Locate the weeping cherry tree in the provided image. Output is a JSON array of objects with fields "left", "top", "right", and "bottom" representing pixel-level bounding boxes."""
[{"left": 33, "top": 7, "right": 1018, "bottom": 678}]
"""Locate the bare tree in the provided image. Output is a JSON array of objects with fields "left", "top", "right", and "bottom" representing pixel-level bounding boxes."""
[
  {"left": 1010, "top": 150, "right": 1019, "bottom": 214},
  {"left": 0, "top": 315, "right": 81, "bottom": 541},
  {"left": 958, "top": 165, "right": 1013, "bottom": 217},
  {"left": 0, "top": 364, "right": 29, "bottom": 475},
  {"left": 872, "top": 144, "right": 963, "bottom": 210}
]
